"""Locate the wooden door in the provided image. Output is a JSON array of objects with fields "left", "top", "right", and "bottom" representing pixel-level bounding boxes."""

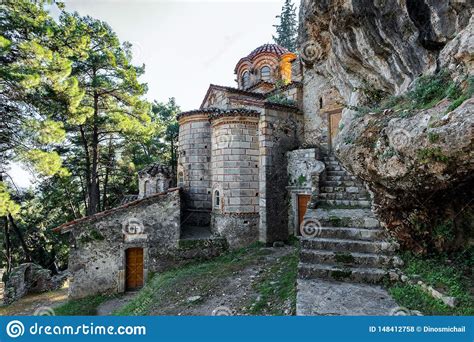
[
  {"left": 298, "top": 195, "right": 311, "bottom": 232},
  {"left": 126, "top": 248, "right": 144, "bottom": 290},
  {"left": 329, "top": 111, "right": 342, "bottom": 148}
]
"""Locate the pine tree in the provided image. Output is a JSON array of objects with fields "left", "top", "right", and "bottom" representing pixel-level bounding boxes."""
[{"left": 273, "top": 0, "right": 298, "bottom": 52}]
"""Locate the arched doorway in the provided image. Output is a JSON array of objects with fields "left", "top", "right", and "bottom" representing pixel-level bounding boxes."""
[{"left": 125, "top": 248, "right": 144, "bottom": 290}]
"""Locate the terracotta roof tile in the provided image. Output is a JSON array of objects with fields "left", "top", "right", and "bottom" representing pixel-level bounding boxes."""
[{"left": 53, "top": 188, "right": 181, "bottom": 233}]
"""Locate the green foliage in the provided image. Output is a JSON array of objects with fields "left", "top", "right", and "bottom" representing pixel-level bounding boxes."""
[
  {"left": 351, "top": 72, "right": 472, "bottom": 118},
  {"left": 246, "top": 249, "right": 298, "bottom": 315},
  {"left": 273, "top": 0, "right": 298, "bottom": 51},
  {"left": 266, "top": 94, "right": 296, "bottom": 106},
  {"left": 0, "top": 183, "right": 20, "bottom": 217},
  {"left": 408, "top": 71, "right": 452, "bottom": 109},
  {"left": 390, "top": 251, "right": 474, "bottom": 315},
  {"left": 79, "top": 229, "right": 105, "bottom": 244},
  {"left": 55, "top": 294, "right": 118, "bottom": 315},
  {"left": 427, "top": 132, "right": 440, "bottom": 143},
  {"left": 416, "top": 147, "right": 449, "bottom": 164},
  {"left": 297, "top": 175, "right": 307, "bottom": 186}
]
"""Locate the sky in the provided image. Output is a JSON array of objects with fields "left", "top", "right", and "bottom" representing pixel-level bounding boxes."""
[
  {"left": 10, "top": 0, "right": 293, "bottom": 188},
  {"left": 56, "top": 0, "right": 289, "bottom": 110}
]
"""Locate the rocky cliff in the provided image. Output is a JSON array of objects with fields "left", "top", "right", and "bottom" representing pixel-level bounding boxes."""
[{"left": 299, "top": 0, "right": 473, "bottom": 253}]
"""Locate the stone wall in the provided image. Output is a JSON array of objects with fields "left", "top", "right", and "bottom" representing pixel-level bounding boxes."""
[
  {"left": 210, "top": 114, "right": 260, "bottom": 248},
  {"left": 286, "top": 148, "right": 325, "bottom": 235},
  {"left": 259, "top": 106, "right": 304, "bottom": 244},
  {"left": 178, "top": 114, "right": 212, "bottom": 211},
  {"left": 64, "top": 189, "right": 182, "bottom": 299}
]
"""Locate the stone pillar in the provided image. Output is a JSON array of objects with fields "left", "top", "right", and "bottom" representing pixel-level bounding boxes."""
[{"left": 210, "top": 112, "right": 260, "bottom": 248}]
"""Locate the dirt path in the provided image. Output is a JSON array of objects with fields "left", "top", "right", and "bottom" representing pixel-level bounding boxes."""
[
  {"left": 0, "top": 285, "right": 69, "bottom": 316},
  {"left": 145, "top": 245, "right": 296, "bottom": 316},
  {"left": 96, "top": 292, "right": 138, "bottom": 316}
]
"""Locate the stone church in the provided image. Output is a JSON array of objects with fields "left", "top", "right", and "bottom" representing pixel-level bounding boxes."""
[{"left": 55, "top": 43, "right": 397, "bottom": 299}]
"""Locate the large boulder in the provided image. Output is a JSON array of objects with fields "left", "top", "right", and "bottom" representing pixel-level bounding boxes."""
[
  {"left": 299, "top": 0, "right": 473, "bottom": 253},
  {"left": 4, "top": 263, "right": 67, "bottom": 304}
]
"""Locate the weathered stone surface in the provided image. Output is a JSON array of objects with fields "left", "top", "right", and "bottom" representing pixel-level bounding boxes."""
[
  {"left": 336, "top": 99, "right": 473, "bottom": 252},
  {"left": 297, "top": 279, "right": 398, "bottom": 316},
  {"left": 299, "top": 0, "right": 473, "bottom": 253},
  {"left": 4, "top": 263, "right": 66, "bottom": 304}
]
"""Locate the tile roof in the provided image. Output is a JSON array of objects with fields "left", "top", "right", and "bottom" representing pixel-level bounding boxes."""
[
  {"left": 138, "top": 163, "right": 171, "bottom": 177},
  {"left": 177, "top": 108, "right": 260, "bottom": 121},
  {"left": 235, "top": 43, "right": 291, "bottom": 73},
  {"left": 53, "top": 188, "right": 181, "bottom": 233}
]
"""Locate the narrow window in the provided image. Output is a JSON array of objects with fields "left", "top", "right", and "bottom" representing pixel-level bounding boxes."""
[
  {"left": 260, "top": 66, "right": 271, "bottom": 81},
  {"left": 144, "top": 180, "right": 150, "bottom": 196},
  {"left": 214, "top": 190, "right": 220, "bottom": 208},
  {"left": 319, "top": 97, "right": 323, "bottom": 109},
  {"left": 241, "top": 71, "right": 250, "bottom": 88},
  {"left": 178, "top": 172, "right": 184, "bottom": 185}
]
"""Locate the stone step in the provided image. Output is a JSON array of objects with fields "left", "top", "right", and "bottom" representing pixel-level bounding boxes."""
[
  {"left": 321, "top": 175, "right": 356, "bottom": 182},
  {"left": 320, "top": 180, "right": 359, "bottom": 187},
  {"left": 319, "top": 192, "right": 368, "bottom": 201},
  {"left": 300, "top": 249, "right": 401, "bottom": 268},
  {"left": 320, "top": 186, "right": 365, "bottom": 193},
  {"left": 323, "top": 156, "right": 337, "bottom": 162},
  {"left": 325, "top": 165, "right": 342, "bottom": 171},
  {"left": 298, "top": 263, "right": 387, "bottom": 283},
  {"left": 307, "top": 226, "right": 386, "bottom": 241},
  {"left": 326, "top": 170, "right": 347, "bottom": 177},
  {"left": 318, "top": 199, "right": 371, "bottom": 208},
  {"left": 301, "top": 237, "right": 397, "bottom": 254},
  {"left": 306, "top": 208, "right": 380, "bottom": 228}
]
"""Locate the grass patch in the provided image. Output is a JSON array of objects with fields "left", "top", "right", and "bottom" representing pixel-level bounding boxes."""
[
  {"left": 389, "top": 251, "right": 474, "bottom": 315},
  {"left": 54, "top": 294, "right": 118, "bottom": 316},
  {"left": 114, "top": 242, "right": 277, "bottom": 315},
  {"left": 245, "top": 247, "right": 299, "bottom": 315},
  {"left": 350, "top": 72, "right": 472, "bottom": 118}
]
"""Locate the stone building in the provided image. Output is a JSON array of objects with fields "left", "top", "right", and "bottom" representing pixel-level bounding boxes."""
[{"left": 55, "top": 43, "right": 386, "bottom": 299}]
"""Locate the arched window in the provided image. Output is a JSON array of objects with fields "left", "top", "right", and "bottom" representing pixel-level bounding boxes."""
[
  {"left": 260, "top": 66, "right": 271, "bottom": 81},
  {"left": 178, "top": 172, "right": 184, "bottom": 186},
  {"left": 214, "top": 190, "right": 220, "bottom": 208},
  {"left": 144, "top": 180, "right": 150, "bottom": 196},
  {"left": 241, "top": 71, "right": 250, "bottom": 89}
]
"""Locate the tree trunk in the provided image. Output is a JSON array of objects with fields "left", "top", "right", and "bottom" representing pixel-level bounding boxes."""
[
  {"left": 102, "top": 136, "right": 114, "bottom": 210},
  {"left": 3, "top": 217, "right": 11, "bottom": 274},
  {"left": 8, "top": 214, "right": 31, "bottom": 262},
  {"left": 88, "top": 92, "right": 100, "bottom": 215}
]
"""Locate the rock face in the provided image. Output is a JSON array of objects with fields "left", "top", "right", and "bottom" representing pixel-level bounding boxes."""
[
  {"left": 299, "top": 0, "right": 473, "bottom": 253},
  {"left": 4, "top": 263, "right": 66, "bottom": 304}
]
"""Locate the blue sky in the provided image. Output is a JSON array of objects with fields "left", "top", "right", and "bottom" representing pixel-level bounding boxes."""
[{"left": 10, "top": 0, "right": 293, "bottom": 188}]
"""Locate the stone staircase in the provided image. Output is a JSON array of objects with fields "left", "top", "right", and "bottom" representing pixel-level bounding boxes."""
[
  {"left": 318, "top": 154, "right": 371, "bottom": 208},
  {"left": 298, "top": 154, "right": 401, "bottom": 284}
]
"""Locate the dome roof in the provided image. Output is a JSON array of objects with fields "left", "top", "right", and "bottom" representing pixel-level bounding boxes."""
[
  {"left": 246, "top": 44, "right": 290, "bottom": 59},
  {"left": 234, "top": 43, "right": 291, "bottom": 73}
]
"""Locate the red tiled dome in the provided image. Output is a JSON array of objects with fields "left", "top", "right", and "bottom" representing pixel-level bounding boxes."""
[
  {"left": 234, "top": 44, "right": 291, "bottom": 73},
  {"left": 246, "top": 44, "right": 290, "bottom": 59}
]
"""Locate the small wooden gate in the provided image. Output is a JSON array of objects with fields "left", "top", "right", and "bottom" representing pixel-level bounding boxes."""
[{"left": 125, "top": 248, "right": 144, "bottom": 290}]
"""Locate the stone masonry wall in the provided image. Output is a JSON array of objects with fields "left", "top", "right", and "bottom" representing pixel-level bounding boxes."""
[
  {"left": 178, "top": 115, "right": 212, "bottom": 210},
  {"left": 210, "top": 115, "right": 260, "bottom": 248},
  {"left": 65, "top": 189, "right": 181, "bottom": 299},
  {"left": 259, "top": 106, "right": 304, "bottom": 244}
]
